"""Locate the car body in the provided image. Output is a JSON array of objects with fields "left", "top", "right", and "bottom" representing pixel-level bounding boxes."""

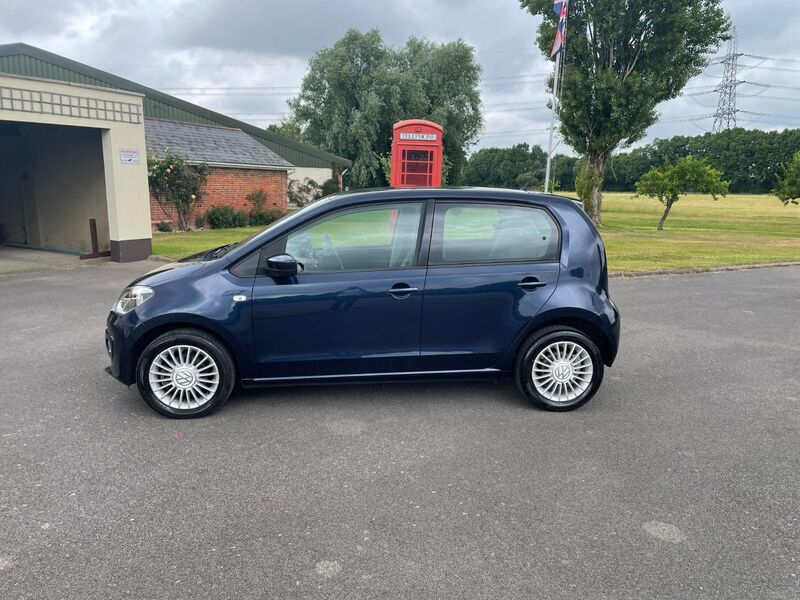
[{"left": 106, "top": 187, "right": 620, "bottom": 418}]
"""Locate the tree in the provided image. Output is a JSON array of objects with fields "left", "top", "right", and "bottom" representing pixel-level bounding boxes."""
[
  {"left": 635, "top": 156, "right": 729, "bottom": 230},
  {"left": 147, "top": 149, "right": 209, "bottom": 231},
  {"left": 267, "top": 120, "right": 303, "bottom": 141},
  {"left": 462, "top": 144, "right": 546, "bottom": 189},
  {"left": 288, "top": 29, "right": 483, "bottom": 188},
  {"left": 287, "top": 178, "right": 323, "bottom": 208},
  {"left": 551, "top": 154, "right": 579, "bottom": 191},
  {"left": 604, "top": 128, "right": 800, "bottom": 193},
  {"left": 520, "top": 0, "right": 729, "bottom": 224},
  {"left": 774, "top": 151, "right": 800, "bottom": 205}
]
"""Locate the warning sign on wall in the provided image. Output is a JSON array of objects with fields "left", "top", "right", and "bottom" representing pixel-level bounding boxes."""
[{"left": 119, "top": 148, "right": 141, "bottom": 165}]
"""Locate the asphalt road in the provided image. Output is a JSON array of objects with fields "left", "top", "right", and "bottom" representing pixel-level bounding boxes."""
[{"left": 1, "top": 258, "right": 798, "bottom": 599}]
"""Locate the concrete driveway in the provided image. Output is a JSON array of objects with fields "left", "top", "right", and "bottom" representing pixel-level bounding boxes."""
[
  {"left": 0, "top": 246, "right": 94, "bottom": 276},
  {"left": 1, "top": 260, "right": 798, "bottom": 599}
]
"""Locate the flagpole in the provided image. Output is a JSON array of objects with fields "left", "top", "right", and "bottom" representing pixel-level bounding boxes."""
[
  {"left": 544, "top": 51, "right": 561, "bottom": 194},
  {"left": 544, "top": 1, "right": 568, "bottom": 194}
]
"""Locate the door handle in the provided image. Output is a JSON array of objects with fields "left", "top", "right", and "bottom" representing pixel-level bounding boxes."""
[
  {"left": 518, "top": 278, "right": 547, "bottom": 291},
  {"left": 388, "top": 284, "right": 419, "bottom": 298}
]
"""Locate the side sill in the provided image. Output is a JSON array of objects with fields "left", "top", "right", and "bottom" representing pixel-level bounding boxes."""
[{"left": 241, "top": 368, "right": 505, "bottom": 388}]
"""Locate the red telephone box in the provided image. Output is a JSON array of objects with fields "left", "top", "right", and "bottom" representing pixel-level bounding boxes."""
[{"left": 390, "top": 120, "right": 443, "bottom": 188}]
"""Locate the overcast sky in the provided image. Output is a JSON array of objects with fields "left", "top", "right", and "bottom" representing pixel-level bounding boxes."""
[{"left": 2, "top": 0, "right": 799, "bottom": 155}]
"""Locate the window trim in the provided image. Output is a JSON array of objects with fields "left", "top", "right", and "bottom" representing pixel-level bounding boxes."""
[
  {"left": 428, "top": 200, "right": 562, "bottom": 268},
  {"left": 259, "top": 200, "right": 430, "bottom": 276}
]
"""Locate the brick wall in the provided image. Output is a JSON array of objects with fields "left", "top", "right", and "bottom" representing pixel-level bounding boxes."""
[{"left": 151, "top": 166, "right": 289, "bottom": 227}]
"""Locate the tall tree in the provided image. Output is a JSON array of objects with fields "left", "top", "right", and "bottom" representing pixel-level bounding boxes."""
[
  {"left": 288, "top": 29, "right": 483, "bottom": 188},
  {"left": 635, "top": 156, "right": 729, "bottom": 230},
  {"left": 520, "top": 0, "right": 729, "bottom": 224}
]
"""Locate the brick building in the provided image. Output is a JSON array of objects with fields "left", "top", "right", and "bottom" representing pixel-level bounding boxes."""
[{"left": 145, "top": 119, "right": 291, "bottom": 227}]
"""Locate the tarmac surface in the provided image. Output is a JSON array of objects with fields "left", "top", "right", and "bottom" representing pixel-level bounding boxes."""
[{"left": 1, "top": 256, "right": 798, "bottom": 599}]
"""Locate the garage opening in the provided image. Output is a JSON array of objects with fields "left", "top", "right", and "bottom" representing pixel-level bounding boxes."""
[{"left": 0, "top": 120, "right": 110, "bottom": 257}]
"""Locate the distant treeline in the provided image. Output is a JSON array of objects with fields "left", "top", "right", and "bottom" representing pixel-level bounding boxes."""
[
  {"left": 463, "top": 128, "right": 800, "bottom": 194},
  {"left": 461, "top": 144, "right": 578, "bottom": 191}
]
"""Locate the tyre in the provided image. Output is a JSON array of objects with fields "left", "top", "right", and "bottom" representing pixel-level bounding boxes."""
[
  {"left": 135, "top": 328, "right": 236, "bottom": 418},
  {"left": 515, "top": 326, "right": 604, "bottom": 411}
]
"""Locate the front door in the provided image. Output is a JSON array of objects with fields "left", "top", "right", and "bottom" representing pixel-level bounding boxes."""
[
  {"left": 420, "top": 201, "right": 561, "bottom": 371},
  {"left": 251, "top": 201, "right": 427, "bottom": 379}
]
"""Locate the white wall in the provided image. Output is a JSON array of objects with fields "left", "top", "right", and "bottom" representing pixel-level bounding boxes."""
[
  {"left": 0, "top": 74, "right": 151, "bottom": 259},
  {"left": 289, "top": 167, "right": 334, "bottom": 186}
]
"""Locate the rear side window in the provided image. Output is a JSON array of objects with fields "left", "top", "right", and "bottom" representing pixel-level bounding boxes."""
[{"left": 429, "top": 202, "right": 559, "bottom": 265}]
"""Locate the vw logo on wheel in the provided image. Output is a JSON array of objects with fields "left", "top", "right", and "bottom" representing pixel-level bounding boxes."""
[
  {"left": 173, "top": 368, "right": 196, "bottom": 388},
  {"left": 552, "top": 362, "right": 574, "bottom": 382}
]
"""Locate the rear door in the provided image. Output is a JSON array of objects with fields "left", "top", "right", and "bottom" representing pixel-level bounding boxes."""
[{"left": 420, "top": 201, "right": 561, "bottom": 371}]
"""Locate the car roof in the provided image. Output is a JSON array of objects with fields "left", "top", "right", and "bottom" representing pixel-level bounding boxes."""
[{"left": 323, "top": 186, "right": 579, "bottom": 210}]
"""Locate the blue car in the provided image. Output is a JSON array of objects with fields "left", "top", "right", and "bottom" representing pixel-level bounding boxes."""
[{"left": 106, "top": 188, "right": 620, "bottom": 418}]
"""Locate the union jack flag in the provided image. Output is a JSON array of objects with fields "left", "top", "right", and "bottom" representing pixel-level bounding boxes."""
[{"left": 550, "top": 0, "right": 569, "bottom": 58}]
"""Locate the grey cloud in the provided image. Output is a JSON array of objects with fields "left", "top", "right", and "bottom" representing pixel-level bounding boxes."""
[
  {"left": 1, "top": 0, "right": 799, "bottom": 151},
  {"left": 165, "top": 0, "right": 423, "bottom": 56},
  {"left": 0, "top": 0, "right": 112, "bottom": 36}
]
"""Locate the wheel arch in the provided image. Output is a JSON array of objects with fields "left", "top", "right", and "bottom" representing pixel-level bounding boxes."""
[
  {"left": 502, "top": 309, "right": 615, "bottom": 369},
  {"left": 128, "top": 320, "right": 240, "bottom": 383}
]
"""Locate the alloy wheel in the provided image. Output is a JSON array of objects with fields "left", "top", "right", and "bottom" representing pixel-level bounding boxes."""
[
  {"left": 532, "top": 340, "right": 594, "bottom": 403},
  {"left": 148, "top": 344, "right": 220, "bottom": 410}
]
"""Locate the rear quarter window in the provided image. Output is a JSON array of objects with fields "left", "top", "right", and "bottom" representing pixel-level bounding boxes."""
[{"left": 430, "top": 202, "right": 559, "bottom": 265}]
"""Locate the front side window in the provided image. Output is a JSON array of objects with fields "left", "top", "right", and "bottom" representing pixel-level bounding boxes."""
[
  {"left": 430, "top": 203, "right": 559, "bottom": 265},
  {"left": 285, "top": 202, "right": 424, "bottom": 273}
]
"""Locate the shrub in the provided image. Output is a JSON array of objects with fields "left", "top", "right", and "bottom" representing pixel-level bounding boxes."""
[
  {"left": 156, "top": 221, "right": 173, "bottom": 233},
  {"left": 249, "top": 208, "right": 283, "bottom": 226},
  {"left": 205, "top": 206, "right": 238, "bottom": 229},
  {"left": 194, "top": 214, "right": 206, "bottom": 229},
  {"left": 321, "top": 177, "right": 340, "bottom": 197},
  {"left": 246, "top": 189, "right": 268, "bottom": 210},
  {"left": 147, "top": 150, "right": 209, "bottom": 231},
  {"left": 232, "top": 210, "right": 250, "bottom": 228},
  {"left": 288, "top": 177, "right": 323, "bottom": 207}
]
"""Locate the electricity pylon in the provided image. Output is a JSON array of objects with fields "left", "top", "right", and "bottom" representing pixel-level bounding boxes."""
[{"left": 712, "top": 28, "right": 740, "bottom": 133}]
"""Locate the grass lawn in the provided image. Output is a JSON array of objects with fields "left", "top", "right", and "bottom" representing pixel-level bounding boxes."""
[
  {"left": 584, "top": 193, "right": 800, "bottom": 272},
  {"left": 152, "top": 193, "right": 800, "bottom": 273}
]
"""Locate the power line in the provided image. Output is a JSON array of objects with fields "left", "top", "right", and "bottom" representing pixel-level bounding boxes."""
[
  {"left": 738, "top": 109, "right": 800, "bottom": 122},
  {"left": 737, "top": 93, "right": 800, "bottom": 103},
  {"left": 741, "top": 53, "right": 800, "bottom": 64},
  {"left": 737, "top": 62, "right": 800, "bottom": 73},
  {"left": 482, "top": 128, "right": 550, "bottom": 137},
  {"left": 742, "top": 81, "right": 800, "bottom": 92}
]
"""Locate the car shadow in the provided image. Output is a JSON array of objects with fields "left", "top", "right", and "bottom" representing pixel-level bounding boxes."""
[{"left": 226, "top": 377, "right": 532, "bottom": 414}]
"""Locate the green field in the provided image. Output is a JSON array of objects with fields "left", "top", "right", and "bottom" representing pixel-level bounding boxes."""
[
  {"left": 587, "top": 193, "right": 800, "bottom": 272},
  {"left": 152, "top": 193, "right": 800, "bottom": 273}
]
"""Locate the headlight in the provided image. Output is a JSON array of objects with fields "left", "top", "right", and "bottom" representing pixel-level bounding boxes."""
[{"left": 114, "top": 285, "right": 155, "bottom": 315}]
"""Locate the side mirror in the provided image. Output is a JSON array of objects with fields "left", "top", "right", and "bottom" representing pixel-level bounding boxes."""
[{"left": 264, "top": 254, "right": 298, "bottom": 278}]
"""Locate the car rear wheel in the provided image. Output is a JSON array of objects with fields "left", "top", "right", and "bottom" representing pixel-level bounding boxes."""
[
  {"left": 136, "top": 328, "right": 236, "bottom": 418},
  {"left": 515, "top": 326, "right": 604, "bottom": 411}
]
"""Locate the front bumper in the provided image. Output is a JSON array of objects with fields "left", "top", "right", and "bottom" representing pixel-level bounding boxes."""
[{"left": 105, "top": 312, "right": 135, "bottom": 384}]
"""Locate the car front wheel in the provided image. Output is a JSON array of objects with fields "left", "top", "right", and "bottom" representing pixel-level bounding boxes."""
[
  {"left": 516, "top": 326, "right": 604, "bottom": 411},
  {"left": 136, "top": 328, "right": 236, "bottom": 418}
]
